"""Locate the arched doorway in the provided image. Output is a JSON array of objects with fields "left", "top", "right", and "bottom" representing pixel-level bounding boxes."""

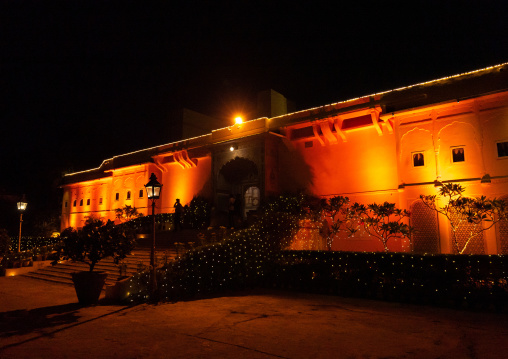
[
  {"left": 410, "top": 201, "right": 440, "bottom": 254},
  {"left": 216, "top": 157, "right": 260, "bottom": 223}
]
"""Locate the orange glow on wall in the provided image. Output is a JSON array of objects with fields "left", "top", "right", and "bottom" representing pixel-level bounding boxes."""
[
  {"left": 60, "top": 70, "right": 508, "bottom": 255},
  {"left": 160, "top": 156, "right": 212, "bottom": 212},
  {"left": 296, "top": 126, "right": 398, "bottom": 196}
]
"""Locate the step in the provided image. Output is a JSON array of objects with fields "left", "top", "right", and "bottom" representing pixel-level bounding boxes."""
[
  {"left": 19, "top": 251, "right": 175, "bottom": 286},
  {"left": 22, "top": 271, "right": 74, "bottom": 286}
]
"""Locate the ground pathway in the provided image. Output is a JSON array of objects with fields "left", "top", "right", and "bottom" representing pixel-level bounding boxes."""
[{"left": 1, "top": 276, "right": 507, "bottom": 358}]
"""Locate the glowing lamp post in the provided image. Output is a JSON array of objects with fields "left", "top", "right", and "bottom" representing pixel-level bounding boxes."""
[
  {"left": 17, "top": 197, "right": 27, "bottom": 253},
  {"left": 145, "top": 173, "right": 162, "bottom": 294}
]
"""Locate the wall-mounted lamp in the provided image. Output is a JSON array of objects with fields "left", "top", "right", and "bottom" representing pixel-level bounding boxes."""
[{"left": 230, "top": 144, "right": 238, "bottom": 152}]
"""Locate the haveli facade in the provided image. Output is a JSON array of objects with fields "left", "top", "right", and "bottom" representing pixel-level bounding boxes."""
[{"left": 61, "top": 63, "right": 508, "bottom": 255}]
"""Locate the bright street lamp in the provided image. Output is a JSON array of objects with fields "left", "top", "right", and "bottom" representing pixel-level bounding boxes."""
[
  {"left": 144, "top": 173, "right": 162, "bottom": 294},
  {"left": 17, "top": 196, "right": 27, "bottom": 253}
]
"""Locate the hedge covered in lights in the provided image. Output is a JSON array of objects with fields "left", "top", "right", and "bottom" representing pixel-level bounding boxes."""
[
  {"left": 128, "top": 209, "right": 297, "bottom": 302},
  {"left": 271, "top": 251, "right": 508, "bottom": 310},
  {"left": 1, "top": 236, "right": 60, "bottom": 269},
  {"left": 8, "top": 236, "right": 61, "bottom": 253},
  {"left": 129, "top": 243, "right": 508, "bottom": 310},
  {"left": 126, "top": 193, "right": 508, "bottom": 310}
]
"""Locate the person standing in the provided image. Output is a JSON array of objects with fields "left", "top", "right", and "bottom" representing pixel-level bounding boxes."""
[
  {"left": 174, "top": 198, "right": 183, "bottom": 231},
  {"left": 228, "top": 195, "right": 235, "bottom": 229}
]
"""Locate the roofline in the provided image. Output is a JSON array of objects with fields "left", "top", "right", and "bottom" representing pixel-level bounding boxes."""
[{"left": 63, "top": 62, "right": 508, "bottom": 183}]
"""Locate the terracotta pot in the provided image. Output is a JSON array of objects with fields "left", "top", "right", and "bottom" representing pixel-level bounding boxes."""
[{"left": 71, "top": 271, "right": 108, "bottom": 305}]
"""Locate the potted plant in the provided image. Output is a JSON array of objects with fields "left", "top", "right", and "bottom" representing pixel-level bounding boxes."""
[{"left": 56, "top": 217, "right": 136, "bottom": 305}]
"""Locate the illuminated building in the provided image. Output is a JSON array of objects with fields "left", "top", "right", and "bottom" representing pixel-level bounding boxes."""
[{"left": 61, "top": 63, "right": 508, "bottom": 254}]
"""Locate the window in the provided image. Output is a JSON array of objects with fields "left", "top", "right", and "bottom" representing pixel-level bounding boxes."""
[
  {"left": 86, "top": 199, "right": 90, "bottom": 206},
  {"left": 126, "top": 191, "right": 131, "bottom": 200},
  {"left": 65, "top": 202, "right": 68, "bottom": 208},
  {"left": 139, "top": 189, "right": 144, "bottom": 198},
  {"left": 99, "top": 197, "right": 103, "bottom": 205},
  {"left": 73, "top": 200, "right": 76, "bottom": 207},
  {"left": 451, "top": 147, "right": 465, "bottom": 163},
  {"left": 79, "top": 199, "right": 83, "bottom": 206},
  {"left": 115, "top": 193, "right": 120, "bottom": 201},
  {"left": 412, "top": 152, "right": 425, "bottom": 167},
  {"left": 497, "top": 141, "right": 508, "bottom": 158}
]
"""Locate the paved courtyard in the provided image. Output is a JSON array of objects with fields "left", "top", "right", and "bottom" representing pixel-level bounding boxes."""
[{"left": 1, "top": 276, "right": 507, "bottom": 358}]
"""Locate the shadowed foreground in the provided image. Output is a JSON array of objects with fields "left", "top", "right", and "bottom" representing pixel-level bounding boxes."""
[{"left": 1, "top": 276, "right": 507, "bottom": 359}]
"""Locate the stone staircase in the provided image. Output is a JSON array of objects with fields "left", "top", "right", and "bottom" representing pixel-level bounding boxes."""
[
  {"left": 20, "top": 249, "right": 171, "bottom": 287},
  {"left": 20, "top": 229, "right": 208, "bottom": 287}
]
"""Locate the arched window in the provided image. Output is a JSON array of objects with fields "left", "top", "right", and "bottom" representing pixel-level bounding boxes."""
[
  {"left": 410, "top": 201, "right": 440, "bottom": 254},
  {"left": 244, "top": 186, "right": 260, "bottom": 216},
  {"left": 127, "top": 191, "right": 131, "bottom": 200}
]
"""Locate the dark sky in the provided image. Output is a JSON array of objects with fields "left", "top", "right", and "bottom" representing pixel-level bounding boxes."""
[{"left": 1, "top": 1, "right": 507, "bottom": 232}]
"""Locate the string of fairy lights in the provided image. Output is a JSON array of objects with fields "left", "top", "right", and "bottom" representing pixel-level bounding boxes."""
[
  {"left": 1, "top": 236, "right": 60, "bottom": 265},
  {"left": 125, "top": 194, "right": 507, "bottom": 309}
]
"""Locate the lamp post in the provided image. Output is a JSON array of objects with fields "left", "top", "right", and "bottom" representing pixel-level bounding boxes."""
[
  {"left": 17, "top": 196, "right": 27, "bottom": 253},
  {"left": 145, "top": 173, "right": 162, "bottom": 294}
]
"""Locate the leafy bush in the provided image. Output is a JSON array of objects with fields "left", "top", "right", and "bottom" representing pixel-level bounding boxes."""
[
  {"left": 56, "top": 217, "right": 136, "bottom": 271},
  {"left": 182, "top": 196, "right": 211, "bottom": 229},
  {"left": 0, "top": 229, "right": 11, "bottom": 255}
]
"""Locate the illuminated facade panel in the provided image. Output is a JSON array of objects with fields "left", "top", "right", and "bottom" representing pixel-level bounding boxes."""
[{"left": 61, "top": 64, "right": 508, "bottom": 254}]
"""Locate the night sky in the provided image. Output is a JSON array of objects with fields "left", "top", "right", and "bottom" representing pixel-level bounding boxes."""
[{"left": 1, "top": 1, "right": 507, "bottom": 234}]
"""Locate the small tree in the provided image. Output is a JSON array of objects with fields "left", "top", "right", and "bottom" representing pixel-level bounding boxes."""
[
  {"left": 420, "top": 183, "right": 508, "bottom": 254},
  {"left": 57, "top": 217, "right": 136, "bottom": 271},
  {"left": 319, "top": 196, "right": 353, "bottom": 250},
  {"left": 115, "top": 205, "right": 143, "bottom": 222},
  {"left": 0, "top": 228, "right": 11, "bottom": 255},
  {"left": 348, "top": 202, "right": 412, "bottom": 252}
]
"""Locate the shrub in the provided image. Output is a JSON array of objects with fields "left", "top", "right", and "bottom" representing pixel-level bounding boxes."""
[
  {"left": 56, "top": 217, "right": 136, "bottom": 272},
  {"left": 0, "top": 229, "right": 11, "bottom": 255},
  {"left": 182, "top": 196, "right": 211, "bottom": 229}
]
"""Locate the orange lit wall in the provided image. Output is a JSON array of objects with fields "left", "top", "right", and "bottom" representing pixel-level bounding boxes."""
[
  {"left": 284, "top": 92, "right": 508, "bottom": 253},
  {"left": 393, "top": 95, "right": 508, "bottom": 254},
  {"left": 61, "top": 165, "right": 155, "bottom": 230},
  {"left": 295, "top": 126, "right": 398, "bottom": 196},
  {"left": 61, "top": 86, "right": 508, "bottom": 254},
  {"left": 159, "top": 156, "right": 212, "bottom": 212},
  {"left": 61, "top": 177, "right": 113, "bottom": 230}
]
